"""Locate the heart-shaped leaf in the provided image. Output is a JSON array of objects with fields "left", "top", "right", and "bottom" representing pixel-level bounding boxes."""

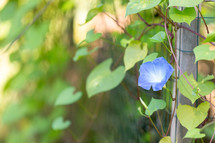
[
  {"left": 145, "top": 98, "right": 166, "bottom": 116},
  {"left": 159, "top": 136, "right": 172, "bottom": 143},
  {"left": 73, "top": 47, "right": 98, "bottom": 61},
  {"left": 85, "top": 29, "right": 102, "bottom": 43},
  {"left": 149, "top": 31, "right": 166, "bottom": 43},
  {"left": 169, "top": 8, "right": 196, "bottom": 25},
  {"left": 126, "top": 0, "right": 161, "bottom": 16},
  {"left": 197, "top": 81, "right": 215, "bottom": 96},
  {"left": 55, "top": 87, "right": 82, "bottom": 106},
  {"left": 52, "top": 116, "right": 71, "bottom": 130},
  {"left": 84, "top": 4, "right": 103, "bottom": 23},
  {"left": 86, "top": 58, "right": 125, "bottom": 98},
  {"left": 176, "top": 102, "right": 210, "bottom": 130},
  {"left": 201, "top": 75, "right": 215, "bottom": 82},
  {"left": 194, "top": 45, "right": 215, "bottom": 62},
  {"left": 204, "top": 32, "right": 215, "bottom": 43},
  {"left": 178, "top": 72, "right": 199, "bottom": 104},
  {"left": 184, "top": 128, "right": 205, "bottom": 139},
  {"left": 169, "top": 0, "right": 203, "bottom": 7},
  {"left": 143, "top": 52, "right": 158, "bottom": 63},
  {"left": 124, "top": 40, "right": 148, "bottom": 71}
]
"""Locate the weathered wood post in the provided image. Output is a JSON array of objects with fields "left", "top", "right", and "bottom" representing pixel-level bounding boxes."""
[{"left": 170, "top": 1, "right": 215, "bottom": 142}]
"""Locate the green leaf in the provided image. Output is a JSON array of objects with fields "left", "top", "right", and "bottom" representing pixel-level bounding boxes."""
[
  {"left": 2, "top": 103, "right": 27, "bottom": 124},
  {"left": 85, "top": 29, "right": 102, "bottom": 43},
  {"left": 184, "top": 128, "right": 205, "bottom": 139},
  {"left": 204, "top": 32, "right": 215, "bottom": 43},
  {"left": 169, "top": 8, "right": 196, "bottom": 25},
  {"left": 169, "top": 0, "right": 203, "bottom": 7},
  {"left": 52, "top": 117, "right": 71, "bottom": 130},
  {"left": 176, "top": 102, "right": 210, "bottom": 130},
  {"left": 120, "top": 38, "right": 134, "bottom": 48},
  {"left": 178, "top": 72, "right": 199, "bottom": 104},
  {"left": 55, "top": 87, "right": 82, "bottom": 106},
  {"left": 73, "top": 47, "right": 98, "bottom": 61},
  {"left": 124, "top": 40, "right": 148, "bottom": 71},
  {"left": 202, "top": 75, "right": 214, "bottom": 82},
  {"left": 194, "top": 45, "right": 215, "bottom": 62},
  {"left": 86, "top": 58, "right": 126, "bottom": 98},
  {"left": 159, "top": 136, "right": 172, "bottom": 143},
  {"left": 149, "top": 31, "right": 166, "bottom": 42},
  {"left": 0, "top": 2, "right": 17, "bottom": 21},
  {"left": 197, "top": 81, "right": 214, "bottom": 96},
  {"left": 85, "top": 4, "right": 103, "bottom": 23},
  {"left": 23, "top": 22, "right": 49, "bottom": 49},
  {"left": 125, "top": 0, "right": 161, "bottom": 16},
  {"left": 143, "top": 53, "right": 158, "bottom": 63},
  {"left": 145, "top": 98, "right": 166, "bottom": 116}
]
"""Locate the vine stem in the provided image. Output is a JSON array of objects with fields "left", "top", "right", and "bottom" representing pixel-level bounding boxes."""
[
  {"left": 157, "top": 111, "right": 165, "bottom": 135},
  {"left": 164, "top": 8, "right": 215, "bottom": 136},
  {"left": 155, "top": 7, "right": 215, "bottom": 46},
  {"left": 139, "top": 97, "right": 163, "bottom": 137},
  {"left": 149, "top": 117, "right": 163, "bottom": 137},
  {"left": 196, "top": 6, "right": 209, "bottom": 34},
  {"left": 210, "top": 129, "right": 215, "bottom": 143},
  {"left": 103, "top": 12, "right": 132, "bottom": 38}
]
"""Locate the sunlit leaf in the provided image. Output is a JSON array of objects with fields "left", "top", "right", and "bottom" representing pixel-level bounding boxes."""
[
  {"left": 86, "top": 58, "right": 125, "bottom": 98},
  {"left": 159, "top": 136, "right": 172, "bottom": 143},
  {"left": 143, "top": 53, "right": 158, "bottom": 63},
  {"left": 124, "top": 40, "right": 148, "bottom": 71},
  {"left": 85, "top": 4, "right": 103, "bottom": 23},
  {"left": 184, "top": 128, "right": 205, "bottom": 139},
  {"left": 169, "top": 0, "right": 203, "bottom": 7},
  {"left": 55, "top": 87, "right": 82, "bottom": 106},
  {"left": 176, "top": 102, "right": 210, "bottom": 130},
  {"left": 61, "top": 0, "right": 75, "bottom": 11},
  {"left": 149, "top": 31, "right": 166, "bottom": 42},
  {"left": 197, "top": 81, "right": 214, "bottom": 96},
  {"left": 194, "top": 45, "right": 215, "bottom": 62},
  {"left": 52, "top": 117, "right": 71, "bottom": 130},
  {"left": 126, "top": 0, "right": 161, "bottom": 16},
  {"left": 202, "top": 75, "right": 214, "bottom": 82},
  {"left": 204, "top": 32, "right": 215, "bottom": 43},
  {"left": 120, "top": 38, "right": 134, "bottom": 48},
  {"left": 85, "top": 29, "right": 102, "bottom": 43},
  {"left": 145, "top": 98, "right": 166, "bottom": 116},
  {"left": 169, "top": 7, "right": 196, "bottom": 25},
  {"left": 73, "top": 47, "right": 98, "bottom": 61},
  {"left": 178, "top": 72, "right": 199, "bottom": 104}
]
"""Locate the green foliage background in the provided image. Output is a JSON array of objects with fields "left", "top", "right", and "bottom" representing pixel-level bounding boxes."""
[{"left": 0, "top": 0, "right": 215, "bottom": 142}]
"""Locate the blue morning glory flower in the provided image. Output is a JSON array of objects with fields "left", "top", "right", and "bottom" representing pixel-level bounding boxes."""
[{"left": 138, "top": 57, "right": 174, "bottom": 91}]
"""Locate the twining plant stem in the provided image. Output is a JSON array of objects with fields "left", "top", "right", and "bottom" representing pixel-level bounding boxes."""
[
  {"left": 139, "top": 97, "right": 148, "bottom": 109},
  {"left": 196, "top": 6, "right": 209, "bottom": 34},
  {"left": 210, "top": 129, "right": 215, "bottom": 143},
  {"left": 103, "top": 12, "right": 132, "bottom": 38},
  {"left": 162, "top": 42, "right": 172, "bottom": 54},
  {"left": 149, "top": 117, "right": 163, "bottom": 137},
  {"left": 155, "top": 7, "right": 215, "bottom": 46},
  {"left": 157, "top": 111, "right": 165, "bottom": 135},
  {"left": 164, "top": 7, "right": 215, "bottom": 136},
  {"left": 139, "top": 97, "right": 163, "bottom": 137}
]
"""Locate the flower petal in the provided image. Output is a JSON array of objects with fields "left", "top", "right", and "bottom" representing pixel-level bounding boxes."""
[{"left": 138, "top": 57, "right": 174, "bottom": 91}]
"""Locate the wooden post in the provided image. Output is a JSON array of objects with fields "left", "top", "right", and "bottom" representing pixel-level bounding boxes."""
[
  {"left": 170, "top": 9, "right": 199, "bottom": 143},
  {"left": 170, "top": 1, "right": 215, "bottom": 142}
]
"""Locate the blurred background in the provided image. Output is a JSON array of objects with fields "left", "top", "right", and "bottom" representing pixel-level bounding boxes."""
[{"left": 0, "top": 0, "right": 215, "bottom": 143}]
